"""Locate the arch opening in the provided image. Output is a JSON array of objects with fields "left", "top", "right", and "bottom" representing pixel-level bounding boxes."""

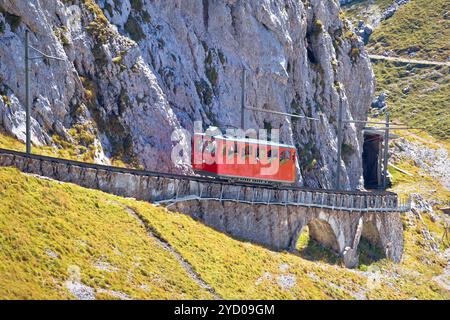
[
  {"left": 294, "top": 219, "right": 341, "bottom": 264},
  {"left": 358, "top": 219, "right": 386, "bottom": 265}
]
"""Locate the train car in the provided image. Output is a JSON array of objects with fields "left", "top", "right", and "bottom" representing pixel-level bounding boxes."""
[{"left": 192, "top": 132, "right": 296, "bottom": 184}]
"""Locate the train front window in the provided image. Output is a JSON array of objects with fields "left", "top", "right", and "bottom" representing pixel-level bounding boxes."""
[
  {"left": 282, "top": 150, "right": 291, "bottom": 161},
  {"left": 204, "top": 140, "right": 216, "bottom": 155}
]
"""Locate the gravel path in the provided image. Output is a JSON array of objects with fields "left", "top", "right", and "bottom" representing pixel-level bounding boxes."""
[{"left": 369, "top": 55, "right": 450, "bottom": 67}]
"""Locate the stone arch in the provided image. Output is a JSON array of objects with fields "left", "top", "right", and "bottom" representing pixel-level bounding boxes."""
[
  {"left": 307, "top": 219, "right": 341, "bottom": 253},
  {"left": 358, "top": 215, "right": 386, "bottom": 263},
  {"left": 292, "top": 218, "right": 342, "bottom": 264}
]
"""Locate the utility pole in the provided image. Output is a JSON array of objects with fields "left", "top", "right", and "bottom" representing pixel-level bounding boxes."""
[
  {"left": 23, "top": 30, "right": 64, "bottom": 155},
  {"left": 335, "top": 101, "right": 344, "bottom": 190},
  {"left": 25, "top": 30, "right": 31, "bottom": 154},
  {"left": 383, "top": 111, "right": 390, "bottom": 189},
  {"left": 241, "top": 67, "right": 246, "bottom": 130}
]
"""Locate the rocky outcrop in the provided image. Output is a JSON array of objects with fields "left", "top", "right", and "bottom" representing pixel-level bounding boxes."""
[
  {"left": 392, "top": 138, "right": 450, "bottom": 192},
  {"left": 355, "top": 21, "right": 373, "bottom": 44},
  {"left": 0, "top": 0, "right": 375, "bottom": 190},
  {"left": 381, "top": 0, "right": 411, "bottom": 21},
  {"left": 340, "top": 0, "right": 412, "bottom": 27}
]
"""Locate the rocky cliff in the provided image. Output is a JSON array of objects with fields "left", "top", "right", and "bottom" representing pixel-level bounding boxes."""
[{"left": 0, "top": 0, "right": 374, "bottom": 190}]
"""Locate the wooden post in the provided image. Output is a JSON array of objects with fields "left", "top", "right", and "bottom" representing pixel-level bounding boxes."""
[{"left": 377, "top": 137, "right": 382, "bottom": 188}]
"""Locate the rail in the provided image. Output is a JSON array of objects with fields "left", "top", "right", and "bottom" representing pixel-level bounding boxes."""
[
  {"left": 0, "top": 148, "right": 411, "bottom": 212},
  {"left": 157, "top": 182, "right": 411, "bottom": 212}
]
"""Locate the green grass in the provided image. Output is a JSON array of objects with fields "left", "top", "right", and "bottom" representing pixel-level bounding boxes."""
[
  {"left": 0, "top": 129, "right": 135, "bottom": 168},
  {"left": 122, "top": 191, "right": 450, "bottom": 300},
  {"left": 0, "top": 128, "right": 94, "bottom": 162},
  {"left": 367, "top": 0, "right": 450, "bottom": 61},
  {"left": 344, "top": 1, "right": 449, "bottom": 142},
  {"left": 0, "top": 167, "right": 211, "bottom": 299},
  {"left": 389, "top": 157, "right": 450, "bottom": 203},
  {"left": 342, "top": 0, "right": 395, "bottom": 25},
  {"left": 371, "top": 61, "right": 449, "bottom": 141},
  {"left": 0, "top": 167, "right": 448, "bottom": 299},
  {"left": 296, "top": 226, "right": 342, "bottom": 265}
]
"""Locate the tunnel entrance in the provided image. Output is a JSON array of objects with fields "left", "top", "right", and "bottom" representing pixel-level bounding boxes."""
[
  {"left": 362, "top": 129, "right": 400, "bottom": 190},
  {"left": 362, "top": 133, "right": 382, "bottom": 189},
  {"left": 295, "top": 220, "right": 341, "bottom": 264}
]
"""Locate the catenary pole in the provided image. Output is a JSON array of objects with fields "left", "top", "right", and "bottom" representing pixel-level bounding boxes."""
[
  {"left": 25, "top": 30, "right": 31, "bottom": 154},
  {"left": 383, "top": 111, "right": 390, "bottom": 189},
  {"left": 241, "top": 68, "right": 246, "bottom": 130},
  {"left": 336, "top": 101, "right": 344, "bottom": 190}
]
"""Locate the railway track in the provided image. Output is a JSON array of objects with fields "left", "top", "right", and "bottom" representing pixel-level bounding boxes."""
[
  {"left": 0, "top": 148, "right": 411, "bottom": 212},
  {"left": 0, "top": 148, "right": 392, "bottom": 195}
]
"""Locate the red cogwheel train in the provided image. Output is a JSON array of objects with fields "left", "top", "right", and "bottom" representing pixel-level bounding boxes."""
[{"left": 192, "top": 130, "right": 296, "bottom": 184}]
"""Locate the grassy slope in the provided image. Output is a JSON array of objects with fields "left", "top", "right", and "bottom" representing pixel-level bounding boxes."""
[
  {"left": 0, "top": 167, "right": 448, "bottom": 300},
  {"left": 344, "top": 0, "right": 450, "bottom": 142},
  {"left": 367, "top": 0, "right": 450, "bottom": 61},
  {"left": 0, "top": 167, "right": 212, "bottom": 300},
  {"left": 372, "top": 62, "right": 449, "bottom": 140},
  {"left": 389, "top": 151, "right": 450, "bottom": 204},
  {"left": 343, "top": 0, "right": 395, "bottom": 25},
  {"left": 0, "top": 129, "right": 131, "bottom": 168},
  {"left": 0, "top": 0, "right": 448, "bottom": 300}
]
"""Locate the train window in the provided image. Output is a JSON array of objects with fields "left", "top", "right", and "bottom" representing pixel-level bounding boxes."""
[
  {"left": 256, "top": 147, "right": 266, "bottom": 156},
  {"left": 244, "top": 145, "right": 253, "bottom": 157},
  {"left": 195, "top": 138, "right": 203, "bottom": 152},
  {"left": 266, "top": 149, "right": 279, "bottom": 163},
  {"left": 228, "top": 145, "right": 235, "bottom": 158},
  {"left": 280, "top": 150, "right": 291, "bottom": 163},
  {"left": 286, "top": 151, "right": 291, "bottom": 160},
  {"left": 204, "top": 140, "right": 216, "bottom": 155}
]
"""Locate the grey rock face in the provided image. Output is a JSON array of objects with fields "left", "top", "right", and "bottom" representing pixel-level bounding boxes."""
[
  {"left": 392, "top": 138, "right": 450, "bottom": 192},
  {"left": 355, "top": 21, "right": 373, "bottom": 44},
  {"left": 0, "top": 0, "right": 375, "bottom": 190},
  {"left": 341, "top": 0, "right": 410, "bottom": 43},
  {"left": 382, "top": 0, "right": 411, "bottom": 21}
]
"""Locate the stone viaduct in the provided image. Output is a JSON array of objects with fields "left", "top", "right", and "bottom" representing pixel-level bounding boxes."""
[{"left": 0, "top": 149, "right": 408, "bottom": 268}]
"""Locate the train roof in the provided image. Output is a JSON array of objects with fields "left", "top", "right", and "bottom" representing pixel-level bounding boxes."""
[{"left": 194, "top": 132, "right": 296, "bottom": 149}]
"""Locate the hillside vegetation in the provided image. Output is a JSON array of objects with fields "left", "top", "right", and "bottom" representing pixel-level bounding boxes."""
[
  {"left": 0, "top": 0, "right": 448, "bottom": 301},
  {"left": 343, "top": 0, "right": 395, "bottom": 25},
  {"left": 367, "top": 0, "right": 449, "bottom": 61},
  {"left": 0, "top": 166, "right": 448, "bottom": 300},
  {"left": 0, "top": 129, "right": 132, "bottom": 168},
  {"left": 372, "top": 62, "right": 449, "bottom": 140},
  {"left": 343, "top": 0, "right": 449, "bottom": 142}
]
